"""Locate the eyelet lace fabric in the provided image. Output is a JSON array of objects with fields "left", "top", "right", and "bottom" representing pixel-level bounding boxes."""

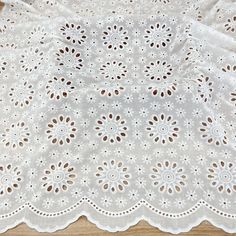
[{"left": 0, "top": 0, "right": 236, "bottom": 233}]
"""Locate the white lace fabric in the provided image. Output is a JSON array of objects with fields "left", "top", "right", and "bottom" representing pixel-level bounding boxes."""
[{"left": 0, "top": 0, "right": 236, "bottom": 233}]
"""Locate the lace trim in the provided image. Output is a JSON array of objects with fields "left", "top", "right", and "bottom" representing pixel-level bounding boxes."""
[{"left": 0, "top": 199, "right": 236, "bottom": 233}]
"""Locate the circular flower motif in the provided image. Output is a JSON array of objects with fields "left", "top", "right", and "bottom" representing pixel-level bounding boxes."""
[
  {"left": 1, "top": 121, "right": 30, "bottom": 148},
  {"left": 144, "top": 22, "right": 172, "bottom": 48},
  {"left": 0, "top": 17, "right": 9, "bottom": 33},
  {"left": 46, "top": 77, "right": 75, "bottom": 100},
  {"left": 0, "top": 164, "right": 22, "bottom": 196},
  {"left": 199, "top": 117, "right": 227, "bottom": 146},
  {"left": 102, "top": 25, "right": 129, "bottom": 50},
  {"left": 208, "top": 161, "right": 236, "bottom": 194},
  {"left": 56, "top": 47, "right": 83, "bottom": 70},
  {"left": 20, "top": 48, "right": 44, "bottom": 72},
  {"left": 46, "top": 115, "right": 77, "bottom": 145},
  {"left": 222, "top": 64, "right": 236, "bottom": 73},
  {"left": 41, "top": 161, "right": 76, "bottom": 194},
  {"left": 196, "top": 75, "right": 213, "bottom": 102},
  {"left": 95, "top": 81, "right": 125, "bottom": 97},
  {"left": 9, "top": 81, "right": 34, "bottom": 107},
  {"left": 27, "top": 26, "right": 47, "bottom": 45},
  {"left": 60, "top": 23, "right": 87, "bottom": 45},
  {"left": 94, "top": 113, "right": 128, "bottom": 143},
  {"left": 100, "top": 61, "right": 127, "bottom": 80},
  {"left": 144, "top": 60, "right": 172, "bottom": 81},
  {"left": 148, "top": 81, "right": 177, "bottom": 97},
  {"left": 0, "top": 56, "right": 7, "bottom": 74},
  {"left": 150, "top": 161, "right": 187, "bottom": 194},
  {"left": 95, "top": 160, "right": 131, "bottom": 194},
  {"left": 224, "top": 16, "right": 236, "bottom": 33},
  {"left": 231, "top": 92, "right": 236, "bottom": 105},
  {"left": 146, "top": 113, "right": 179, "bottom": 144}
]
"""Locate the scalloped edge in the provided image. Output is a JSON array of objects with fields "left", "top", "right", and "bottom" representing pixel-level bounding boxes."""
[
  {"left": 0, "top": 199, "right": 236, "bottom": 234},
  {"left": 1, "top": 212, "right": 236, "bottom": 234}
]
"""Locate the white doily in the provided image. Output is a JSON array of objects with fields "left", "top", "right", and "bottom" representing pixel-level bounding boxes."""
[{"left": 0, "top": 0, "right": 236, "bottom": 233}]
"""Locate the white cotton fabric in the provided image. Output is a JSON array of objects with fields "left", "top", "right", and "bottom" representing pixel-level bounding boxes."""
[{"left": 0, "top": 0, "right": 236, "bottom": 233}]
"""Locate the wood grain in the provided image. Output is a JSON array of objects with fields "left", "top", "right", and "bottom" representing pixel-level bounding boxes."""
[
  {"left": 1, "top": 217, "right": 235, "bottom": 236},
  {"left": 0, "top": 1, "right": 235, "bottom": 236},
  {"left": 0, "top": 2, "right": 4, "bottom": 10}
]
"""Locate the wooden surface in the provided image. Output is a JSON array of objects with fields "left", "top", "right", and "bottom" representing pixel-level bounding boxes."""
[
  {"left": 1, "top": 217, "right": 235, "bottom": 236},
  {"left": 0, "top": 2, "right": 235, "bottom": 236}
]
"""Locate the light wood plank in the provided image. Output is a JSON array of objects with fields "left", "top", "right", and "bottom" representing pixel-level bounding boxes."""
[
  {"left": 0, "top": 1, "right": 4, "bottom": 10},
  {"left": 1, "top": 217, "right": 235, "bottom": 236}
]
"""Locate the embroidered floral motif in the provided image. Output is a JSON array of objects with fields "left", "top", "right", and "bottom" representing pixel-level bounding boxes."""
[
  {"left": 231, "top": 92, "right": 236, "bottom": 105},
  {"left": 102, "top": 25, "right": 129, "bottom": 50},
  {"left": 0, "top": 164, "right": 22, "bottom": 196},
  {"left": 146, "top": 113, "right": 179, "bottom": 144},
  {"left": 144, "top": 23, "right": 172, "bottom": 48},
  {"left": 144, "top": 60, "right": 172, "bottom": 81},
  {"left": 196, "top": 75, "right": 213, "bottom": 102},
  {"left": 9, "top": 81, "right": 34, "bottom": 107},
  {"left": 224, "top": 16, "right": 236, "bottom": 33},
  {"left": 0, "top": 56, "right": 7, "bottom": 74},
  {"left": 148, "top": 81, "right": 177, "bottom": 97},
  {"left": 27, "top": 26, "right": 47, "bottom": 45},
  {"left": 95, "top": 160, "right": 131, "bottom": 194},
  {"left": 46, "top": 77, "right": 75, "bottom": 100},
  {"left": 100, "top": 61, "right": 127, "bottom": 80},
  {"left": 60, "top": 23, "right": 87, "bottom": 45},
  {"left": 41, "top": 161, "right": 76, "bottom": 194},
  {"left": 20, "top": 48, "right": 44, "bottom": 72},
  {"left": 56, "top": 47, "right": 83, "bottom": 70},
  {"left": 222, "top": 64, "right": 236, "bottom": 73},
  {"left": 208, "top": 161, "right": 236, "bottom": 194},
  {"left": 46, "top": 115, "right": 77, "bottom": 145},
  {"left": 150, "top": 161, "right": 187, "bottom": 194},
  {"left": 1, "top": 1, "right": 236, "bottom": 232},
  {"left": 1, "top": 122, "right": 30, "bottom": 148},
  {"left": 95, "top": 81, "right": 125, "bottom": 97},
  {"left": 199, "top": 117, "right": 227, "bottom": 146},
  {"left": 94, "top": 113, "right": 128, "bottom": 143}
]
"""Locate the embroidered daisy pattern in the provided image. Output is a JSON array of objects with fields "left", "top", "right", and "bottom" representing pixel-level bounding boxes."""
[
  {"left": 224, "top": 16, "right": 236, "bottom": 33},
  {"left": 95, "top": 160, "right": 131, "bottom": 194},
  {"left": 60, "top": 23, "right": 87, "bottom": 45},
  {"left": 95, "top": 81, "right": 125, "bottom": 97},
  {"left": 56, "top": 47, "right": 83, "bottom": 70},
  {"left": 1, "top": 1, "right": 236, "bottom": 232},
  {"left": 20, "top": 47, "right": 44, "bottom": 72},
  {"left": 144, "top": 22, "right": 172, "bottom": 48},
  {"left": 208, "top": 161, "right": 236, "bottom": 194},
  {"left": 231, "top": 92, "right": 236, "bottom": 105},
  {"left": 46, "top": 77, "right": 75, "bottom": 100},
  {"left": 94, "top": 113, "right": 128, "bottom": 143},
  {"left": 199, "top": 117, "right": 228, "bottom": 146},
  {"left": 100, "top": 61, "right": 127, "bottom": 80},
  {"left": 150, "top": 161, "right": 187, "bottom": 194},
  {"left": 9, "top": 81, "right": 34, "bottom": 107},
  {"left": 41, "top": 161, "right": 77, "bottom": 194},
  {"left": 102, "top": 25, "right": 129, "bottom": 50},
  {"left": 146, "top": 113, "right": 179, "bottom": 144},
  {"left": 144, "top": 60, "right": 172, "bottom": 81},
  {"left": 0, "top": 57, "right": 7, "bottom": 74},
  {"left": 0, "top": 164, "right": 22, "bottom": 196},
  {"left": 46, "top": 115, "right": 77, "bottom": 145},
  {"left": 196, "top": 75, "right": 213, "bottom": 102},
  {"left": 148, "top": 81, "right": 177, "bottom": 97},
  {"left": 1, "top": 122, "right": 30, "bottom": 148}
]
